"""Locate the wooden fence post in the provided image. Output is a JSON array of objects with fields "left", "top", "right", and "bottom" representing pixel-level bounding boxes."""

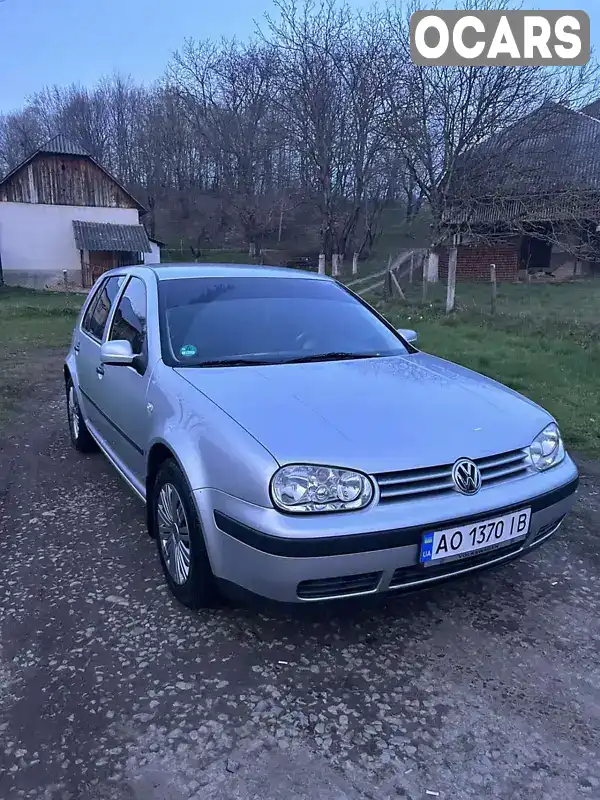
[
  {"left": 446, "top": 247, "right": 457, "bottom": 313},
  {"left": 390, "top": 268, "right": 406, "bottom": 300},
  {"left": 490, "top": 263, "right": 497, "bottom": 314},
  {"left": 426, "top": 251, "right": 439, "bottom": 283},
  {"left": 383, "top": 255, "right": 392, "bottom": 298},
  {"left": 318, "top": 253, "right": 326, "bottom": 275},
  {"left": 352, "top": 252, "right": 359, "bottom": 275}
]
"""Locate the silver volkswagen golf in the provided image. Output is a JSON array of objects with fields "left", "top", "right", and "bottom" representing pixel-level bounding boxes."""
[{"left": 64, "top": 264, "right": 579, "bottom": 607}]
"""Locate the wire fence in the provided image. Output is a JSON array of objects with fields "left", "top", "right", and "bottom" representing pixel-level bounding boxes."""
[{"left": 362, "top": 245, "right": 598, "bottom": 318}]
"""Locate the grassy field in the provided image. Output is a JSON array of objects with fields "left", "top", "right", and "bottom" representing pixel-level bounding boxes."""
[
  {"left": 1, "top": 280, "right": 599, "bottom": 459},
  {"left": 375, "top": 281, "right": 600, "bottom": 458},
  {"left": 0, "top": 286, "right": 82, "bottom": 424}
]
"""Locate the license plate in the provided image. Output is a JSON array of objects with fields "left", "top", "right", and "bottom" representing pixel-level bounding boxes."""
[{"left": 420, "top": 508, "right": 531, "bottom": 566}]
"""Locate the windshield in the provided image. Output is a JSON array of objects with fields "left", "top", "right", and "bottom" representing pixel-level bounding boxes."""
[{"left": 158, "top": 275, "right": 408, "bottom": 367}]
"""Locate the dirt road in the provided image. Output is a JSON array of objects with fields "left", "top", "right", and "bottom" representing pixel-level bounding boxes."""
[{"left": 1, "top": 362, "right": 599, "bottom": 800}]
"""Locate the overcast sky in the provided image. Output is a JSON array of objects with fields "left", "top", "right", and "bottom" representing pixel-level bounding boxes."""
[{"left": 0, "top": 0, "right": 597, "bottom": 112}]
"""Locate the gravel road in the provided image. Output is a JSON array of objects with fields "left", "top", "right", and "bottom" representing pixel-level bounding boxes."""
[{"left": 1, "top": 370, "right": 599, "bottom": 800}]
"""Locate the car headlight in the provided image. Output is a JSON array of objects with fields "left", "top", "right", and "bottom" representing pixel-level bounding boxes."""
[
  {"left": 529, "top": 423, "right": 565, "bottom": 471},
  {"left": 270, "top": 464, "right": 374, "bottom": 513}
]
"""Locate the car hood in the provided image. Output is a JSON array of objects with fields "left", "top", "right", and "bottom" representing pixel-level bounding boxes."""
[{"left": 176, "top": 353, "right": 551, "bottom": 473}]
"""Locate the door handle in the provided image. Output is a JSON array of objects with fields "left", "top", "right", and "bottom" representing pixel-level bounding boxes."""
[
  {"left": 74, "top": 343, "right": 80, "bottom": 354},
  {"left": 96, "top": 365, "right": 105, "bottom": 377}
]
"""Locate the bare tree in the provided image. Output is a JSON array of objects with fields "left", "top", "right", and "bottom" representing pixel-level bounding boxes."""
[
  {"left": 263, "top": 0, "right": 353, "bottom": 258},
  {"left": 381, "top": 0, "right": 600, "bottom": 248},
  {"left": 169, "top": 38, "right": 284, "bottom": 249},
  {"left": 0, "top": 0, "right": 598, "bottom": 269}
]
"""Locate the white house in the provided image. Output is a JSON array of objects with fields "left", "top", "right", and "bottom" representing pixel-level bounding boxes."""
[
  {"left": 0, "top": 135, "right": 160, "bottom": 289},
  {"left": 144, "top": 237, "right": 164, "bottom": 266}
]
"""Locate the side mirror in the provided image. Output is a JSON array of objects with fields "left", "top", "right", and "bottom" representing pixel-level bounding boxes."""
[
  {"left": 397, "top": 328, "right": 418, "bottom": 344},
  {"left": 100, "top": 339, "right": 134, "bottom": 366}
]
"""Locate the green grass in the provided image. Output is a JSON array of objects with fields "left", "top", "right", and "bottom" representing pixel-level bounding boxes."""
[
  {"left": 342, "top": 209, "right": 433, "bottom": 280},
  {"left": 375, "top": 281, "right": 600, "bottom": 458},
  {"left": 0, "top": 286, "right": 82, "bottom": 344},
  {"left": 405, "top": 280, "right": 600, "bottom": 328},
  {"left": 0, "top": 286, "right": 82, "bottom": 423}
]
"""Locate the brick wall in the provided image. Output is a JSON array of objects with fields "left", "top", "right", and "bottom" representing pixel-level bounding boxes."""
[{"left": 438, "top": 245, "right": 519, "bottom": 282}]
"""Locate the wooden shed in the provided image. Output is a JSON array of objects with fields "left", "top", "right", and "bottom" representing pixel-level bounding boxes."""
[{"left": 0, "top": 135, "right": 156, "bottom": 288}]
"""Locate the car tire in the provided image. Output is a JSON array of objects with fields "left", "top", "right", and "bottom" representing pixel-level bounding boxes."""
[
  {"left": 151, "top": 459, "right": 220, "bottom": 609},
  {"left": 66, "top": 377, "right": 97, "bottom": 453}
]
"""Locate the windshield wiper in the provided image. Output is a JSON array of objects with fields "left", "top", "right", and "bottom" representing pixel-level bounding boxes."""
[
  {"left": 193, "top": 358, "right": 275, "bottom": 368},
  {"left": 280, "top": 352, "right": 381, "bottom": 365}
]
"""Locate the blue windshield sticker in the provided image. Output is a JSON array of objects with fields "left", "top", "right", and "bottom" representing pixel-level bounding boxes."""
[{"left": 180, "top": 344, "right": 197, "bottom": 358}]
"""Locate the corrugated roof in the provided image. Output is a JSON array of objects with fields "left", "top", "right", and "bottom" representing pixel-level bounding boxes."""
[
  {"left": 37, "top": 134, "right": 90, "bottom": 157},
  {"left": 581, "top": 98, "right": 600, "bottom": 121},
  {"left": 73, "top": 221, "right": 151, "bottom": 253},
  {"left": 445, "top": 102, "right": 600, "bottom": 225},
  {"left": 443, "top": 192, "right": 600, "bottom": 226}
]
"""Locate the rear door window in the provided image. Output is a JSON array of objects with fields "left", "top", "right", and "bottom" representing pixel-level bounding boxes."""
[{"left": 81, "top": 276, "right": 125, "bottom": 341}]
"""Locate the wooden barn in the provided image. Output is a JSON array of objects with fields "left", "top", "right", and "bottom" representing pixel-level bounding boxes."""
[
  {"left": 439, "top": 101, "right": 600, "bottom": 282},
  {"left": 0, "top": 135, "right": 159, "bottom": 289}
]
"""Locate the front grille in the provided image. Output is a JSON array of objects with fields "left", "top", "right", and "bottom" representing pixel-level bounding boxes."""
[
  {"left": 375, "top": 449, "right": 529, "bottom": 504},
  {"left": 297, "top": 571, "right": 382, "bottom": 600},
  {"left": 389, "top": 540, "right": 523, "bottom": 588}
]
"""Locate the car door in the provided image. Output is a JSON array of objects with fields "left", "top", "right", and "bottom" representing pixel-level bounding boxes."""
[
  {"left": 93, "top": 275, "right": 151, "bottom": 484},
  {"left": 76, "top": 275, "right": 127, "bottom": 438}
]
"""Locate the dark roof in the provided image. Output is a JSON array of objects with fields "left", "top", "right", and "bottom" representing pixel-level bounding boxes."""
[
  {"left": 478, "top": 103, "right": 600, "bottom": 189},
  {"left": 36, "top": 134, "right": 90, "bottom": 157},
  {"left": 0, "top": 135, "right": 147, "bottom": 213},
  {"left": 149, "top": 236, "right": 166, "bottom": 247},
  {"left": 581, "top": 99, "right": 600, "bottom": 121},
  {"left": 444, "top": 102, "right": 600, "bottom": 225},
  {"left": 73, "top": 221, "right": 151, "bottom": 253}
]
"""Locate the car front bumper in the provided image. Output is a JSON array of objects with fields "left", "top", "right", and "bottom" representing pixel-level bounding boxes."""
[{"left": 195, "top": 456, "right": 579, "bottom": 603}]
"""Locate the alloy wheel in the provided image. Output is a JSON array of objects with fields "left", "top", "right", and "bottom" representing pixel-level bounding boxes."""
[
  {"left": 157, "top": 483, "right": 191, "bottom": 585},
  {"left": 68, "top": 385, "right": 80, "bottom": 440}
]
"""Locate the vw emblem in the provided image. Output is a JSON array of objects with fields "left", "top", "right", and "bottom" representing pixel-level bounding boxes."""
[{"left": 452, "top": 458, "right": 482, "bottom": 495}]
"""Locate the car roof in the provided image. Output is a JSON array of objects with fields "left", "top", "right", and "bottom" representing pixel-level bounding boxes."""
[{"left": 147, "top": 263, "right": 330, "bottom": 281}]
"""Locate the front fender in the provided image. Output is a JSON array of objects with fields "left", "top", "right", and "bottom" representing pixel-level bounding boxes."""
[
  {"left": 65, "top": 353, "right": 77, "bottom": 386},
  {"left": 147, "top": 368, "right": 279, "bottom": 508}
]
